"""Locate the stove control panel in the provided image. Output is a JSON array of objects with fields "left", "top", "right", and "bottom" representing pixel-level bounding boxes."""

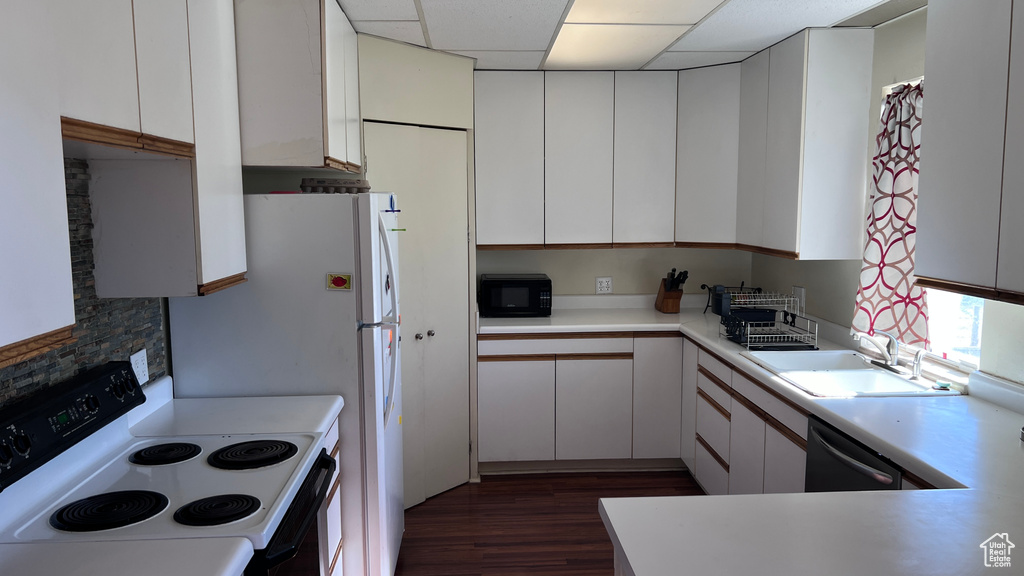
[{"left": 0, "top": 361, "right": 145, "bottom": 492}]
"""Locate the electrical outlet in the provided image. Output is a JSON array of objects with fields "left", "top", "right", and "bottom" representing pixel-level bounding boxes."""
[
  {"left": 596, "top": 277, "right": 613, "bottom": 294},
  {"left": 130, "top": 349, "right": 149, "bottom": 385},
  {"left": 792, "top": 285, "right": 806, "bottom": 315}
]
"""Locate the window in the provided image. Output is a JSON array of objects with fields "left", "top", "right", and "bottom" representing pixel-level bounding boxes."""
[{"left": 924, "top": 288, "right": 983, "bottom": 368}]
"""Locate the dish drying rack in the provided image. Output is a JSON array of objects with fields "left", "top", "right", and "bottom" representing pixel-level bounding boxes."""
[{"left": 717, "top": 290, "right": 818, "bottom": 350}]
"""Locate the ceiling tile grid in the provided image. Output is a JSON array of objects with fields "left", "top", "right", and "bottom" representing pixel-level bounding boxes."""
[
  {"left": 566, "top": 0, "right": 727, "bottom": 24},
  {"left": 419, "top": 0, "right": 571, "bottom": 51}
]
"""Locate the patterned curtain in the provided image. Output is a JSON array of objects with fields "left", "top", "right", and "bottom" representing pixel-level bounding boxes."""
[{"left": 851, "top": 83, "right": 929, "bottom": 347}]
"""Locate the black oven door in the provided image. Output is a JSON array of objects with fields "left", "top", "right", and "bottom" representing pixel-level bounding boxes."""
[{"left": 245, "top": 449, "right": 336, "bottom": 576}]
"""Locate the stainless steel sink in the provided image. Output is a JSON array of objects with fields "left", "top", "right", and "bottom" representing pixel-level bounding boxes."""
[{"left": 742, "top": 350, "right": 960, "bottom": 398}]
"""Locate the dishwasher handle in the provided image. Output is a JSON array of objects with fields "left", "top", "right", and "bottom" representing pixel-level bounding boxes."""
[{"left": 810, "top": 428, "right": 894, "bottom": 486}]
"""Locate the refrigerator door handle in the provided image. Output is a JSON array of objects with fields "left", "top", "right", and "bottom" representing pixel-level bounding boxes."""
[
  {"left": 377, "top": 207, "right": 400, "bottom": 428},
  {"left": 378, "top": 211, "right": 400, "bottom": 321}
]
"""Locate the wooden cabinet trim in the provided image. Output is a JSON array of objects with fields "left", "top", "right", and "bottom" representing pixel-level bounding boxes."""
[
  {"left": 543, "top": 243, "right": 615, "bottom": 250},
  {"left": 691, "top": 339, "right": 810, "bottom": 418},
  {"left": 696, "top": 433, "right": 730, "bottom": 472},
  {"left": 479, "top": 331, "right": 635, "bottom": 340},
  {"left": 763, "top": 412, "right": 806, "bottom": 451},
  {"left": 61, "top": 117, "right": 195, "bottom": 159},
  {"left": 675, "top": 241, "right": 742, "bottom": 250},
  {"left": 198, "top": 272, "right": 248, "bottom": 296},
  {"left": 558, "top": 353, "right": 633, "bottom": 361},
  {"left": 633, "top": 331, "right": 683, "bottom": 338},
  {"left": 324, "top": 156, "right": 361, "bottom": 173},
  {"left": 901, "top": 469, "right": 937, "bottom": 490},
  {"left": 697, "top": 387, "right": 730, "bottom": 421},
  {"left": 735, "top": 243, "right": 799, "bottom": 260},
  {"left": 479, "top": 354, "right": 556, "bottom": 362},
  {"left": 611, "top": 242, "right": 676, "bottom": 249},
  {"left": 476, "top": 244, "right": 546, "bottom": 251},
  {"left": 697, "top": 365, "right": 732, "bottom": 394},
  {"left": 915, "top": 276, "right": 1024, "bottom": 306},
  {"left": 0, "top": 325, "right": 77, "bottom": 370}
]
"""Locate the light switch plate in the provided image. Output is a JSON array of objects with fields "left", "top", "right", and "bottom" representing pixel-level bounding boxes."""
[
  {"left": 596, "top": 277, "right": 613, "bottom": 294},
  {"left": 130, "top": 349, "right": 149, "bottom": 385}
]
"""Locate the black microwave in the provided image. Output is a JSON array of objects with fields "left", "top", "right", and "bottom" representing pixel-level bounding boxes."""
[{"left": 478, "top": 274, "right": 552, "bottom": 317}]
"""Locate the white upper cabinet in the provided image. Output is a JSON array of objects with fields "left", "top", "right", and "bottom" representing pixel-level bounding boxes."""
[
  {"left": 0, "top": 2, "right": 76, "bottom": 361},
  {"left": 474, "top": 71, "right": 546, "bottom": 246},
  {"left": 738, "top": 29, "right": 874, "bottom": 259},
  {"left": 613, "top": 71, "right": 677, "bottom": 245},
  {"left": 736, "top": 50, "right": 769, "bottom": 249},
  {"left": 917, "top": 0, "right": 1017, "bottom": 295},
  {"left": 676, "top": 64, "right": 740, "bottom": 245},
  {"left": 545, "top": 72, "right": 615, "bottom": 246},
  {"left": 234, "top": 0, "right": 361, "bottom": 170},
  {"left": 53, "top": 0, "right": 140, "bottom": 133},
  {"left": 133, "top": 0, "right": 194, "bottom": 144}
]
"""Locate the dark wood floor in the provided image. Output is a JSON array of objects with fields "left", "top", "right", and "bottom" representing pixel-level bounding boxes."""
[{"left": 394, "top": 470, "right": 705, "bottom": 576}]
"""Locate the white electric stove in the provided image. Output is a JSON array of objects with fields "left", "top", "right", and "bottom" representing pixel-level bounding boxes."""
[{"left": 0, "top": 363, "right": 343, "bottom": 576}]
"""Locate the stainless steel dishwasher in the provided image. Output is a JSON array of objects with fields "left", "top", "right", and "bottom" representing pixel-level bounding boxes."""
[{"left": 805, "top": 415, "right": 902, "bottom": 492}]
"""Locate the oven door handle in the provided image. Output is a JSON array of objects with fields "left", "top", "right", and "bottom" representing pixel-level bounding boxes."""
[{"left": 247, "top": 449, "right": 337, "bottom": 574}]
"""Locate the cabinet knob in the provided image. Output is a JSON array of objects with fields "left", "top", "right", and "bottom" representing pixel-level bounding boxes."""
[
  {"left": 415, "top": 333, "right": 424, "bottom": 340},
  {"left": 427, "top": 330, "right": 436, "bottom": 337}
]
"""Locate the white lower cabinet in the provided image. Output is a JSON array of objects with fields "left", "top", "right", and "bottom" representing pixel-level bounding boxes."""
[
  {"left": 694, "top": 438, "right": 729, "bottom": 496},
  {"left": 728, "top": 401, "right": 766, "bottom": 495},
  {"left": 680, "top": 339, "right": 699, "bottom": 471},
  {"left": 556, "top": 357, "right": 633, "bottom": 460},
  {"left": 763, "top": 425, "right": 807, "bottom": 494},
  {"left": 322, "top": 483, "right": 342, "bottom": 576},
  {"left": 477, "top": 359, "right": 556, "bottom": 462},
  {"left": 632, "top": 336, "right": 683, "bottom": 458}
]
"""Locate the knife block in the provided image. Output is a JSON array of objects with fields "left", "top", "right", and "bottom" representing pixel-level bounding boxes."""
[{"left": 655, "top": 279, "right": 683, "bottom": 313}]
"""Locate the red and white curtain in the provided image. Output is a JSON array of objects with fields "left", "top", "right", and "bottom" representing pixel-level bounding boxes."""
[{"left": 851, "top": 82, "right": 929, "bottom": 347}]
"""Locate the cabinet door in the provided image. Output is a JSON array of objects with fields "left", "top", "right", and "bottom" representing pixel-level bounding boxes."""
[
  {"left": 0, "top": 3, "right": 75, "bottom": 354},
  {"left": 478, "top": 359, "right": 555, "bottom": 462},
  {"left": 555, "top": 357, "right": 633, "bottom": 460},
  {"left": 676, "top": 65, "right": 740, "bottom": 244},
  {"left": 917, "top": 0, "right": 1012, "bottom": 288},
  {"left": 728, "top": 400, "right": 765, "bottom": 495},
  {"left": 998, "top": 2, "right": 1024, "bottom": 293},
  {"left": 475, "top": 71, "right": 545, "bottom": 246},
  {"left": 342, "top": 12, "right": 362, "bottom": 167},
  {"left": 324, "top": 0, "right": 350, "bottom": 165},
  {"left": 680, "top": 339, "right": 699, "bottom": 471},
  {"left": 695, "top": 392, "right": 730, "bottom": 463},
  {"left": 694, "top": 439, "right": 729, "bottom": 496},
  {"left": 545, "top": 72, "right": 614, "bottom": 245},
  {"left": 632, "top": 336, "right": 682, "bottom": 459},
  {"left": 613, "top": 71, "right": 677, "bottom": 244},
  {"left": 54, "top": 0, "right": 140, "bottom": 132},
  {"left": 763, "top": 32, "right": 805, "bottom": 255},
  {"left": 735, "top": 50, "right": 769, "bottom": 248},
  {"left": 188, "top": 0, "right": 248, "bottom": 287},
  {"left": 763, "top": 425, "right": 806, "bottom": 494},
  {"left": 133, "top": 0, "right": 194, "bottom": 143}
]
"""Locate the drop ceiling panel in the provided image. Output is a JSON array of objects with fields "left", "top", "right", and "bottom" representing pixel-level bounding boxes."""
[
  {"left": 671, "top": 0, "right": 885, "bottom": 52},
  {"left": 566, "top": 0, "right": 726, "bottom": 24},
  {"left": 337, "top": 0, "right": 419, "bottom": 21},
  {"left": 453, "top": 51, "right": 545, "bottom": 70},
  {"left": 645, "top": 51, "right": 754, "bottom": 70},
  {"left": 546, "top": 24, "right": 690, "bottom": 70},
  {"left": 353, "top": 21, "right": 426, "bottom": 47},
  {"left": 420, "top": 0, "right": 570, "bottom": 50}
]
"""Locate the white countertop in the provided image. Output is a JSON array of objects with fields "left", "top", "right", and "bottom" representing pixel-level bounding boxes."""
[
  {"left": 480, "top": 303, "right": 1024, "bottom": 575},
  {"left": 0, "top": 538, "right": 254, "bottom": 576}
]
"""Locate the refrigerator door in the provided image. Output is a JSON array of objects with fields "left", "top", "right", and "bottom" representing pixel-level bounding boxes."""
[{"left": 358, "top": 193, "right": 400, "bottom": 325}]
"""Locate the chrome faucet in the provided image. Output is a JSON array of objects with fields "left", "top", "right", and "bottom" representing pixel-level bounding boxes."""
[
  {"left": 911, "top": 347, "right": 928, "bottom": 379},
  {"left": 855, "top": 331, "right": 900, "bottom": 367}
]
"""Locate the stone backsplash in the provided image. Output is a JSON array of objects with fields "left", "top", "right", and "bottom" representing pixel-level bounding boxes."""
[{"left": 0, "top": 159, "right": 167, "bottom": 407}]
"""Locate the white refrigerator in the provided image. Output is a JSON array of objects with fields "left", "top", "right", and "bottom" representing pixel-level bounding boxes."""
[{"left": 168, "top": 193, "right": 404, "bottom": 576}]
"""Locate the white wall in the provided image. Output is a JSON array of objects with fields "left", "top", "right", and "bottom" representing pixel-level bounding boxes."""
[
  {"left": 477, "top": 247, "right": 751, "bottom": 296},
  {"left": 751, "top": 8, "right": 928, "bottom": 326}
]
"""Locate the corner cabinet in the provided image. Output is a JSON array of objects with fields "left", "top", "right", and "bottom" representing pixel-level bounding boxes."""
[
  {"left": 737, "top": 28, "right": 874, "bottom": 260},
  {"left": 0, "top": 3, "right": 77, "bottom": 368},
  {"left": 916, "top": 0, "right": 1024, "bottom": 302},
  {"left": 234, "top": 0, "right": 362, "bottom": 171}
]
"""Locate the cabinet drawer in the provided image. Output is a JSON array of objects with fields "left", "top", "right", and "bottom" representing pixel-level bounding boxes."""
[
  {"left": 696, "top": 370, "right": 731, "bottom": 411},
  {"left": 323, "top": 481, "right": 342, "bottom": 575},
  {"left": 696, "top": 393, "right": 730, "bottom": 463},
  {"left": 731, "top": 372, "right": 807, "bottom": 440},
  {"left": 479, "top": 336, "right": 632, "bottom": 356},
  {"left": 697, "top": 348, "right": 732, "bottom": 389},
  {"left": 695, "top": 439, "right": 729, "bottom": 495}
]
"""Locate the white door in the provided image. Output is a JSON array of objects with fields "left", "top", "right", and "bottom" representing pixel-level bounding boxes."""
[{"left": 363, "top": 121, "right": 471, "bottom": 507}]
